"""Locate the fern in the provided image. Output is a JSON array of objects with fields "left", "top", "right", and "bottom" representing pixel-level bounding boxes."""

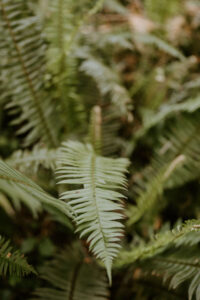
[
  {"left": 128, "top": 112, "right": 200, "bottom": 225},
  {"left": 133, "top": 33, "right": 185, "bottom": 61},
  {"left": 0, "top": 160, "right": 71, "bottom": 221},
  {"left": 32, "top": 243, "right": 109, "bottom": 300},
  {"left": 6, "top": 146, "right": 58, "bottom": 173},
  {"left": 56, "top": 141, "right": 129, "bottom": 283},
  {"left": 117, "top": 220, "right": 200, "bottom": 267},
  {"left": 79, "top": 53, "right": 132, "bottom": 117},
  {"left": 0, "top": 236, "right": 36, "bottom": 277},
  {"left": 127, "top": 155, "right": 185, "bottom": 226},
  {"left": 134, "top": 95, "right": 200, "bottom": 143},
  {"left": 148, "top": 252, "right": 200, "bottom": 300},
  {"left": 0, "top": 0, "right": 58, "bottom": 146}
]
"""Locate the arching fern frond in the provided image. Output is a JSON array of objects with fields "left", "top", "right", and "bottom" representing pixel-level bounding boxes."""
[
  {"left": 32, "top": 243, "right": 109, "bottom": 300},
  {"left": 0, "top": 236, "right": 36, "bottom": 277},
  {"left": 148, "top": 251, "right": 200, "bottom": 300},
  {"left": 6, "top": 146, "right": 58, "bottom": 173},
  {"left": 56, "top": 141, "right": 129, "bottom": 283},
  {"left": 159, "top": 112, "right": 200, "bottom": 188},
  {"left": 133, "top": 95, "right": 200, "bottom": 143},
  {"left": 127, "top": 155, "right": 185, "bottom": 226},
  {"left": 0, "top": 160, "right": 71, "bottom": 222},
  {"left": 128, "top": 112, "right": 200, "bottom": 226},
  {"left": 133, "top": 33, "right": 185, "bottom": 61},
  {"left": 79, "top": 53, "right": 132, "bottom": 117},
  {"left": 117, "top": 219, "right": 200, "bottom": 267},
  {"left": 0, "top": 0, "right": 58, "bottom": 146}
]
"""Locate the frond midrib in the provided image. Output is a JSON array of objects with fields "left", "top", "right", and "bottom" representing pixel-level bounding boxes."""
[{"left": 90, "top": 153, "right": 110, "bottom": 265}]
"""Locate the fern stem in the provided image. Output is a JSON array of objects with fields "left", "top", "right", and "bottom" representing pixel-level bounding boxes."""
[
  {"left": 90, "top": 106, "right": 102, "bottom": 155},
  {"left": 0, "top": 0, "right": 57, "bottom": 147},
  {"left": 69, "top": 261, "right": 83, "bottom": 300}
]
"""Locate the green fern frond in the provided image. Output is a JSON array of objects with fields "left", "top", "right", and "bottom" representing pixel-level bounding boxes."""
[
  {"left": 6, "top": 146, "right": 58, "bottom": 173},
  {"left": 45, "top": 1, "right": 86, "bottom": 134},
  {"left": 134, "top": 95, "right": 200, "bottom": 142},
  {"left": 32, "top": 243, "right": 109, "bottom": 300},
  {"left": 0, "top": 0, "right": 58, "bottom": 146},
  {"left": 127, "top": 155, "right": 185, "bottom": 226},
  {"left": 0, "top": 160, "right": 71, "bottom": 221},
  {"left": 128, "top": 112, "right": 200, "bottom": 225},
  {"left": 150, "top": 253, "right": 200, "bottom": 300},
  {"left": 133, "top": 33, "right": 185, "bottom": 61},
  {"left": 159, "top": 113, "right": 200, "bottom": 188},
  {"left": 0, "top": 236, "right": 36, "bottom": 277},
  {"left": 117, "top": 219, "right": 200, "bottom": 267},
  {"left": 79, "top": 54, "right": 132, "bottom": 117},
  {"left": 56, "top": 141, "right": 129, "bottom": 283}
]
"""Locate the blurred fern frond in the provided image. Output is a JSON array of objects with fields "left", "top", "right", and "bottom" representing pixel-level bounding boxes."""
[
  {"left": 79, "top": 54, "right": 132, "bottom": 117},
  {"left": 6, "top": 146, "right": 58, "bottom": 173},
  {"left": 133, "top": 33, "right": 185, "bottom": 61},
  {"left": 56, "top": 141, "right": 129, "bottom": 283},
  {"left": 128, "top": 112, "right": 200, "bottom": 225},
  {"left": 0, "top": 0, "right": 58, "bottom": 147},
  {"left": 0, "top": 236, "right": 36, "bottom": 277},
  {"left": 127, "top": 155, "right": 185, "bottom": 226},
  {"left": 32, "top": 243, "right": 109, "bottom": 300},
  {"left": 0, "top": 160, "right": 70, "bottom": 221},
  {"left": 117, "top": 219, "right": 200, "bottom": 267}
]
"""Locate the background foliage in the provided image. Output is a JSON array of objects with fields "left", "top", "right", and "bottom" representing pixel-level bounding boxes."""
[{"left": 1, "top": 0, "right": 200, "bottom": 299}]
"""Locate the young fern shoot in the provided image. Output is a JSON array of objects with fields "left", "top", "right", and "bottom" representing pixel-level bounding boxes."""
[{"left": 56, "top": 141, "right": 129, "bottom": 284}]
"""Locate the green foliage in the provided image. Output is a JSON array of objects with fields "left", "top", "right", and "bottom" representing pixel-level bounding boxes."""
[
  {"left": 56, "top": 141, "right": 129, "bottom": 283},
  {"left": 117, "top": 220, "right": 200, "bottom": 267},
  {"left": 0, "top": 236, "right": 35, "bottom": 277},
  {"left": 0, "top": 160, "right": 70, "bottom": 220},
  {"left": 6, "top": 146, "right": 57, "bottom": 173},
  {"left": 0, "top": 0, "right": 58, "bottom": 147},
  {"left": 1, "top": 0, "right": 200, "bottom": 298},
  {"left": 32, "top": 243, "right": 109, "bottom": 300}
]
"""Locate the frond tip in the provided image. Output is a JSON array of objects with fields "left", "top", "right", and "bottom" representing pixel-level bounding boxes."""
[{"left": 56, "top": 141, "right": 129, "bottom": 284}]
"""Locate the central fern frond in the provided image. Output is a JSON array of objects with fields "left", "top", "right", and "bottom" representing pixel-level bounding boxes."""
[{"left": 56, "top": 141, "right": 129, "bottom": 283}]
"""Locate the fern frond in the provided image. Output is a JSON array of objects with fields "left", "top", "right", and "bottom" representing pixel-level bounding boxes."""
[
  {"left": 134, "top": 95, "right": 200, "bottom": 142},
  {"left": 32, "top": 243, "right": 109, "bottom": 300},
  {"left": 149, "top": 253, "right": 200, "bottom": 300},
  {"left": 159, "top": 113, "right": 200, "bottom": 188},
  {"left": 117, "top": 219, "right": 200, "bottom": 267},
  {"left": 127, "top": 155, "right": 185, "bottom": 226},
  {"left": 128, "top": 112, "right": 200, "bottom": 225},
  {"left": 56, "top": 141, "right": 129, "bottom": 283},
  {"left": 79, "top": 54, "right": 132, "bottom": 117},
  {"left": 0, "top": 0, "right": 58, "bottom": 146},
  {"left": 133, "top": 33, "right": 185, "bottom": 61},
  {"left": 0, "top": 236, "right": 36, "bottom": 277},
  {"left": 6, "top": 146, "right": 58, "bottom": 173},
  {"left": 0, "top": 160, "right": 70, "bottom": 221},
  {"left": 45, "top": 1, "right": 86, "bottom": 134}
]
